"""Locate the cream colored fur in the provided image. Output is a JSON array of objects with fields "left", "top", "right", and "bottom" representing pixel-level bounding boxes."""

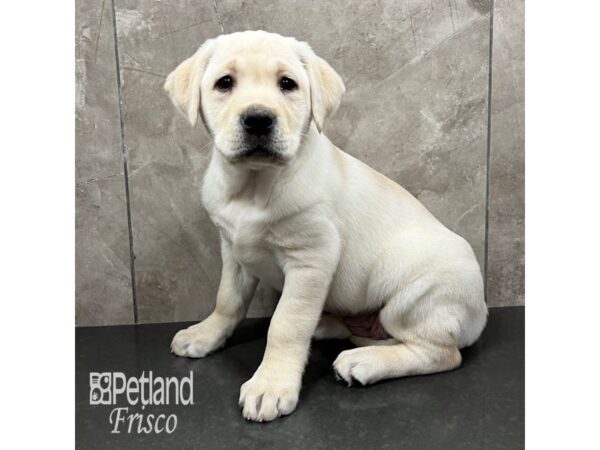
[{"left": 165, "top": 30, "right": 487, "bottom": 423}]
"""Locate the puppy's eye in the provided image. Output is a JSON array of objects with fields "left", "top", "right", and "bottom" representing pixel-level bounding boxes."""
[
  {"left": 279, "top": 76, "right": 298, "bottom": 92},
  {"left": 215, "top": 75, "right": 234, "bottom": 92}
]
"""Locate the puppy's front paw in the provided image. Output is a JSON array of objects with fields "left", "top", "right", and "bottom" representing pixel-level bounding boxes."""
[
  {"left": 239, "top": 373, "right": 300, "bottom": 422},
  {"left": 170, "top": 319, "right": 227, "bottom": 358}
]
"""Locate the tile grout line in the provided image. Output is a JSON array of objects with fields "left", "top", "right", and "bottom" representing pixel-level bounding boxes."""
[
  {"left": 110, "top": 0, "right": 138, "bottom": 324},
  {"left": 213, "top": 0, "right": 225, "bottom": 33},
  {"left": 483, "top": 0, "right": 495, "bottom": 303}
]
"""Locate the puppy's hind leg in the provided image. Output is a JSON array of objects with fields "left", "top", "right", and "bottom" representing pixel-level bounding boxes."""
[
  {"left": 333, "top": 287, "right": 466, "bottom": 385},
  {"left": 349, "top": 336, "right": 398, "bottom": 347},
  {"left": 332, "top": 341, "right": 461, "bottom": 386}
]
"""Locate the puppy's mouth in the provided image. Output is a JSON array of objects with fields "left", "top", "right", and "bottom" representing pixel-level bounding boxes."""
[
  {"left": 232, "top": 145, "right": 287, "bottom": 165},
  {"left": 241, "top": 146, "right": 276, "bottom": 158}
]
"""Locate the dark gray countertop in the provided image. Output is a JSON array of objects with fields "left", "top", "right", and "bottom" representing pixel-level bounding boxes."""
[{"left": 76, "top": 306, "right": 524, "bottom": 449}]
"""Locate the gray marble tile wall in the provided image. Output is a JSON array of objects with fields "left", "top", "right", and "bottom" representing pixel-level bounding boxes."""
[
  {"left": 487, "top": 0, "right": 525, "bottom": 306},
  {"left": 75, "top": 0, "right": 524, "bottom": 325},
  {"left": 76, "top": 0, "right": 134, "bottom": 325}
]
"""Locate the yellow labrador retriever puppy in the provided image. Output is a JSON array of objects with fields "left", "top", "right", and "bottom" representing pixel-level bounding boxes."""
[{"left": 165, "top": 30, "right": 487, "bottom": 422}]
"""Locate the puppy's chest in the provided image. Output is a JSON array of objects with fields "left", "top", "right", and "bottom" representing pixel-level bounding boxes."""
[{"left": 211, "top": 203, "right": 282, "bottom": 268}]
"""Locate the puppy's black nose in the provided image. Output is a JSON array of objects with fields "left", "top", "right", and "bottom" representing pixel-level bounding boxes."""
[{"left": 240, "top": 108, "right": 275, "bottom": 136}]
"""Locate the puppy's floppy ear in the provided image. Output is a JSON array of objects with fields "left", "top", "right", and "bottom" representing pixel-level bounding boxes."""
[
  {"left": 164, "top": 40, "right": 214, "bottom": 127},
  {"left": 301, "top": 45, "right": 346, "bottom": 133}
]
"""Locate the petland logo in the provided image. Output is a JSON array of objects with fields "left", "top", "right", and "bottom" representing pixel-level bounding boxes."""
[{"left": 89, "top": 371, "right": 194, "bottom": 434}]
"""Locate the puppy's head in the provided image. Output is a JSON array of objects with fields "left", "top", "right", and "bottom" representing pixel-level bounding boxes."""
[{"left": 164, "top": 31, "right": 345, "bottom": 167}]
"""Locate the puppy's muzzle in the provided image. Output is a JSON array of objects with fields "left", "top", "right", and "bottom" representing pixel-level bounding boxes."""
[{"left": 235, "top": 107, "right": 286, "bottom": 163}]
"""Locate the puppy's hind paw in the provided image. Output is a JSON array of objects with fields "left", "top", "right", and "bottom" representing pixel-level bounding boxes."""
[{"left": 333, "top": 347, "right": 384, "bottom": 386}]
